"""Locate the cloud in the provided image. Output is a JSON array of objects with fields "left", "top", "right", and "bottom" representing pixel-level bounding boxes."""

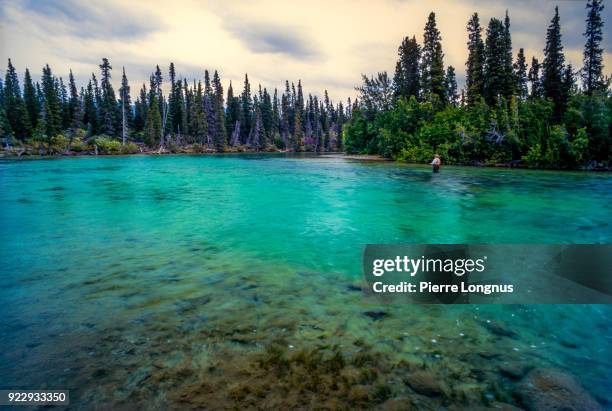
[
  {"left": 224, "top": 22, "right": 320, "bottom": 59},
  {"left": 7, "top": 0, "right": 162, "bottom": 40},
  {"left": 1, "top": 0, "right": 610, "bottom": 103}
]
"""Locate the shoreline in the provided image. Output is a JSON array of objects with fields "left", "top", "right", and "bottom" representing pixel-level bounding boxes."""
[{"left": 1, "top": 148, "right": 610, "bottom": 171}]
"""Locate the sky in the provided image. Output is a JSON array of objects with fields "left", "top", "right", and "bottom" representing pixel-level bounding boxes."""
[{"left": 0, "top": 0, "right": 610, "bottom": 103}]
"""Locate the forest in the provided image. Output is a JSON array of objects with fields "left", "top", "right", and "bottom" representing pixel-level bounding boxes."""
[
  {"left": 345, "top": 1, "right": 610, "bottom": 169},
  {"left": 0, "top": 1, "right": 609, "bottom": 169},
  {"left": 0, "top": 58, "right": 348, "bottom": 155}
]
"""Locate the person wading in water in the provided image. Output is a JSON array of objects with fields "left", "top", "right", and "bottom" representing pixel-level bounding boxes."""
[{"left": 431, "top": 154, "right": 441, "bottom": 173}]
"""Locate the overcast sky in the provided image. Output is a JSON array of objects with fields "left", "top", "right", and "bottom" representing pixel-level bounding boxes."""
[{"left": 0, "top": 0, "right": 610, "bottom": 103}]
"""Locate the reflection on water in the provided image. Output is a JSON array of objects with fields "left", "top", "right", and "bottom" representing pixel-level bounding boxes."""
[{"left": 0, "top": 154, "right": 611, "bottom": 409}]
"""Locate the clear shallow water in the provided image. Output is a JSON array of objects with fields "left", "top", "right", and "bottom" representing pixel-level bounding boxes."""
[{"left": 0, "top": 154, "right": 611, "bottom": 409}]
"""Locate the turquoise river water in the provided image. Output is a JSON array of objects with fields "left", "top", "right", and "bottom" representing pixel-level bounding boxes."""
[{"left": 0, "top": 154, "right": 611, "bottom": 410}]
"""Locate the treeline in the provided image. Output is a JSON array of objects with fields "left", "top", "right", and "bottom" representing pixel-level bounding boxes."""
[
  {"left": 0, "top": 60, "right": 351, "bottom": 154},
  {"left": 345, "top": 1, "right": 611, "bottom": 169}
]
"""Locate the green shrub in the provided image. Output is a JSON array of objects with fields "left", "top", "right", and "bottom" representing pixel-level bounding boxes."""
[
  {"left": 70, "top": 138, "right": 88, "bottom": 152},
  {"left": 274, "top": 136, "right": 286, "bottom": 149},
  {"left": 120, "top": 142, "right": 140, "bottom": 154},
  {"left": 93, "top": 135, "right": 122, "bottom": 154},
  {"left": 49, "top": 134, "right": 70, "bottom": 153},
  {"left": 570, "top": 128, "right": 589, "bottom": 165}
]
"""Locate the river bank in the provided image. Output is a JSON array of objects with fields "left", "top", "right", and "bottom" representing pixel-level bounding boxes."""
[{"left": 2, "top": 145, "right": 609, "bottom": 171}]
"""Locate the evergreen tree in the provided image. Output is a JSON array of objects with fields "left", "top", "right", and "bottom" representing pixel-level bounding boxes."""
[
  {"left": 528, "top": 57, "right": 543, "bottom": 98},
  {"left": 189, "top": 81, "right": 207, "bottom": 144},
  {"left": 83, "top": 79, "right": 98, "bottom": 136},
  {"left": 542, "top": 6, "right": 567, "bottom": 120},
  {"left": 166, "top": 63, "right": 186, "bottom": 137},
  {"left": 261, "top": 88, "right": 273, "bottom": 144},
  {"left": 445, "top": 66, "right": 458, "bottom": 106},
  {"left": 201, "top": 71, "right": 215, "bottom": 147},
  {"left": 394, "top": 36, "right": 421, "bottom": 100},
  {"left": 582, "top": 0, "right": 606, "bottom": 95},
  {"left": 23, "top": 68, "right": 39, "bottom": 131},
  {"left": 134, "top": 84, "right": 147, "bottom": 133},
  {"left": 4, "top": 59, "right": 30, "bottom": 138},
  {"left": 0, "top": 79, "right": 10, "bottom": 139},
  {"left": 421, "top": 12, "right": 446, "bottom": 102},
  {"left": 561, "top": 64, "right": 575, "bottom": 104},
  {"left": 280, "top": 91, "right": 290, "bottom": 145},
  {"left": 514, "top": 48, "right": 528, "bottom": 99},
  {"left": 212, "top": 70, "right": 226, "bottom": 151},
  {"left": 501, "top": 11, "right": 515, "bottom": 98},
  {"left": 144, "top": 94, "right": 162, "bottom": 147},
  {"left": 41, "top": 64, "right": 62, "bottom": 138},
  {"left": 466, "top": 13, "right": 485, "bottom": 105},
  {"left": 225, "top": 81, "right": 236, "bottom": 138},
  {"left": 59, "top": 77, "right": 70, "bottom": 130},
  {"left": 292, "top": 107, "right": 303, "bottom": 150},
  {"left": 271, "top": 88, "right": 280, "bottom": 139},
  {"left": 336, "top": 102, "right": 345, "bottom": 150},
  {"left": 119, "top": 67, "right": 132, "bottom": 142},
  {"left": 240, "top": 74, "right": 252, "bottom": 144},
  {"left": 296, "top": 80, "right": 305, "bottom": 125},
  {"left": 248, "top": 99, "right": 264, "bottom": 149},
  {"left": 166, "top": 62, "right": 177, "bottom": 134},
  {"left": 483, "top": 18, "right": 507, "bottom": 105},
  {"left": 98, "top": 58, "right": 118, "bottom": 135}
]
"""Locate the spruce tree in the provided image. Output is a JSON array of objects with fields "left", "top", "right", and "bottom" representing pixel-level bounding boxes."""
[
  {"left": 261, "top": 88, "right": 273, "bottom": 144},
  {"left": 272, "top": 88, "right": 280, "bottom": 139},
  {"left": 248, "top": 99, "right": 264, "bottom": 149},
  {"left": 284, "top": 81, "right": 294, "bottom": 137},
  {"left": 189, "top": 81, "right": 207, "bottom": 144},
  {"left": 134, "top": 84, "right": 147, "bottom": 133},
  {"left": 394, "top": 36, "right": 421, "bottom": 100},
  {"left": 528, "top": 57, "right": 542, "bottom": 98},
  {"left": 280, "top": 92, "right": 290, "bottom": 146},
  {"left": 421, "top": 12, "right": 445, "bottom": 102},
  {"left": 484, "top": 18, "right": 506, "bottom": 105},
  {"left": 166, "top": 62, "right": 177, "bottom": 134},
  {"left": 98, "top": 58, "right": 118, "bottom": 136},
  {"left": 542, "top": 6, "right": 566, "bottom": 120},
  {"left": 561, "top": 64, "right": 575, "bottom": 105},
  {"left": 296, "top": 80, "right": 304, "bottom": 124},
  {"left": 212, "top": 70, "right": 226, "bottom": 151},
  {"left": 445, "top": 66, "right": 458, "bottom": 106},
  {"left": 119, "top": 67, "right": 132, "bottom": 143},
  {"left": 59, "top": 77, "right": 70, "bottom": 130},
  {"left": 466, "top": 13, "right": 485, "bottom": 105},
  {"left": 0, "top": 79, "right": 10, "bottom": 139},
  {"left": 336, "top": 102, "right": 345, "bottom": 151},
  {"left": 582, "top": 0, "right": 606, "bottom": 95},
  {"left": 83, "top": 79, "right": 98, "bottom": 136},
  {"left": 41, "top": 64, "right": 62, "bottom": 138},
  {"left": 240, "top": 74, "right": 252, "bottom": 144},
  {"left": 23, "top": 68, "right": 39, "bottom": 131},
  {"left": 225, "top": 81, "right": 236, "bottom": 138},
  {"left": 514, "top": 48, "right": 528, "bottom": 99},
  {"left": 144, "top": 94, "right": 162, "bottom": 147},
  {"left": 292, "top": 107, "right": 303, "bottom": 150},
  {"left": 501, "top": 11, "right": 515, "bottom": 98},
  {"left": 4, "top": 59, "right": 30, "bottom": 138}
]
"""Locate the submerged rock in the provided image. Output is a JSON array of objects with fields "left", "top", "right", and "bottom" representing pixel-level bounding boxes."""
[
  {"left": 363, "top": 311, "right": 389, "bottom": 321},
  {"left": 346, "top": 284, "right": 363, "bottom": 292},
  {"left": 481, "top": 320, "right": 517, "bottom": 338},
  {"left": 498, "top": 362, "right": 531, "bottom": 380},
  {"left": 347, "top": 385, "right": 369, "bottom": 402},
  {"left": 517, "top": 368, "right": 602, "bottom": 411},
  {"left": 404, "top": 370, "right": 448, "bottom": 397}
]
